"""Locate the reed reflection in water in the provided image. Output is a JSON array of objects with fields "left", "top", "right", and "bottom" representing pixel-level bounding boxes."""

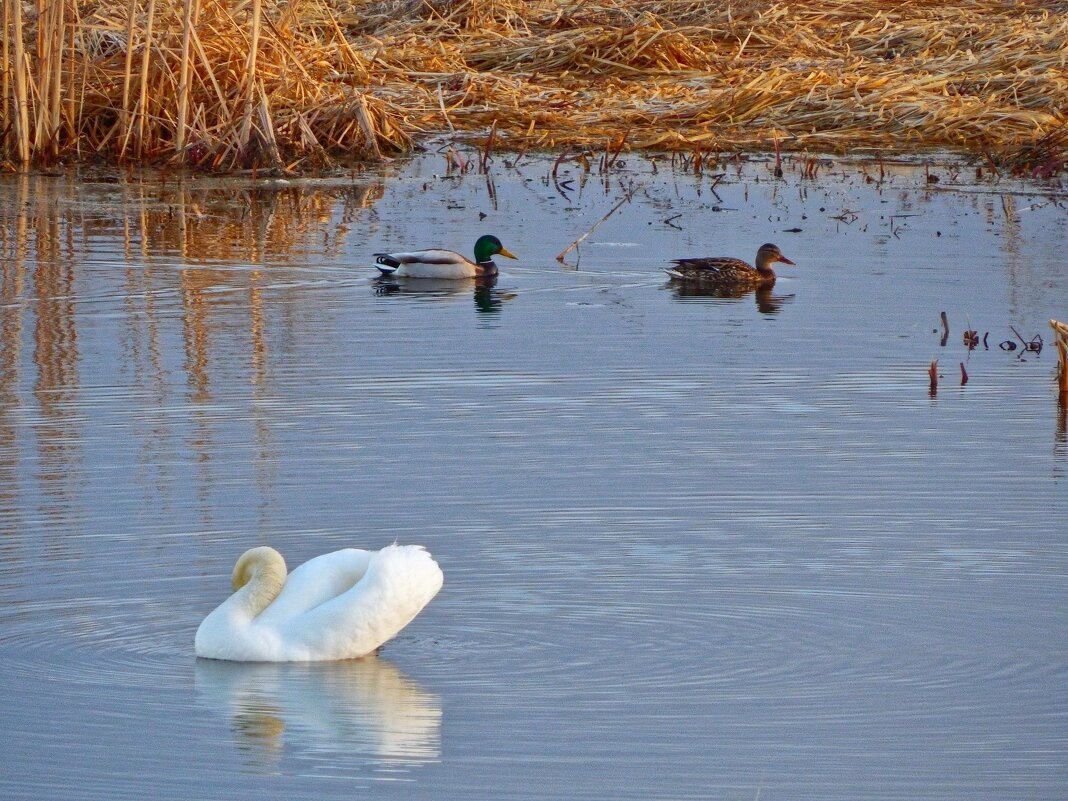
[{"left": 0, "top": 172, "right": 386, "bottom": 534}]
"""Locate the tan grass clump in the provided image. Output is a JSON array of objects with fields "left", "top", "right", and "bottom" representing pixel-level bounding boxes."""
[
  {"left": 2, "top": 0, "right": 411, "bottom": 170},
  {"left": 2, "top": 0, "right": 1067, "bottom": 171}
]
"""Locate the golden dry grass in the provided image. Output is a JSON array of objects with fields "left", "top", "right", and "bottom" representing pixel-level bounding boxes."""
[
  {"left": 2, "top": 0, "right": 1066, "bottom": 171},
  {"left": 1054, "top": 319, "right": 1068, "bottom": 395}
]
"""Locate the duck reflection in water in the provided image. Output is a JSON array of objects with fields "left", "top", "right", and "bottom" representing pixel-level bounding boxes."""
[
  {"left": 668, "top": 281, "right": 795, "bottom": 314},
  {"left": 194, "top": 655, "right": 441, "bottom": 772},
  {"left": 373, "top": 274, "right": 514, "bottom": 314}
]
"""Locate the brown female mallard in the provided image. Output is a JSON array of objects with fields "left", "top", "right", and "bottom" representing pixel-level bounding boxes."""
[{"left": 665, "top": 243, "right": 795, "bottom": 287}]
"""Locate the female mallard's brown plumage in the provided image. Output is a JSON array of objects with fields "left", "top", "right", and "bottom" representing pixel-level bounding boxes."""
[{"left": 665, "top": 243, "right": 795, "bottom": 287}]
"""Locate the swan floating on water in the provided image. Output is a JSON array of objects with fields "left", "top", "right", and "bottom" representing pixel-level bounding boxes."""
[{"left": 195, "top": 545, "right": 443, "bottom": 662}]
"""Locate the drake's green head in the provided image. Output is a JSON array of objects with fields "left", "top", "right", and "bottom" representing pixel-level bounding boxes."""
[{"left": 473, "top": 235, "right": 517, "bottom": 264}]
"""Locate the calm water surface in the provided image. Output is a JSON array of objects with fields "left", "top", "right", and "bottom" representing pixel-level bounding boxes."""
[{"left": 0, "top": 153, "right": 1066, "bottom": 800}]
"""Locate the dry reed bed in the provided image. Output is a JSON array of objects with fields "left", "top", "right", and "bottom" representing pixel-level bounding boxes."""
[
  {"left": 2, "top": 0, "right": 1067, "bottom": 171},
  {"left": 1, "top": 0, "right": 410, "bottom": 169}
]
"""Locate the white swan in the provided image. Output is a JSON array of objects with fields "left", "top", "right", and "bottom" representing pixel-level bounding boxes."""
[{"left": 195, "top": 544, "right": 443, "bottom": 662}]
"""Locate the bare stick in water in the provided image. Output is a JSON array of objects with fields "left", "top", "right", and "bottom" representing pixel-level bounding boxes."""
[
  {"left": 480, "top": 120, "right": 496, "bottom": 173},
  {"left": 556, "top": 185, "right": 636, "bottom": 263}
]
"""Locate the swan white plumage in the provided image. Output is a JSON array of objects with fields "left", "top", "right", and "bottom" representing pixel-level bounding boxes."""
[{"left": 195, "top": 544, "right": 443, "bottom": 662}]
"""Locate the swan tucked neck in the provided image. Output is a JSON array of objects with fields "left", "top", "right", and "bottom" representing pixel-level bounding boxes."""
[{"left": 231, "top": 546, "right": 287, "bottom": 618}]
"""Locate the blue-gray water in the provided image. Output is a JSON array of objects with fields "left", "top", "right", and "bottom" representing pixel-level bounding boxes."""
[{"left": 0, "top": 153, "right": 1066, "bottom": 800}]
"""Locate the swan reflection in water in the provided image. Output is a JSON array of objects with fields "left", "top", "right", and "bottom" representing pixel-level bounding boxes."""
[
  {"left": 195, "top": 656, "right": 441, "bottom": 772},
  {"left": 668, "top": 281, "right": 795, "bottom": 315},
  {"left": 373, "top": 275, "right": 515, "bottom": 314}
]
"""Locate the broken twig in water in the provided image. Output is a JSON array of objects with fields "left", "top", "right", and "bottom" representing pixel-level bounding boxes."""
[
  {"left": 479, "top": 120, "right": 497, "bottom": 173},
  {"left": 929, "top": 360, "right": 939, "bottom": 395},
  {"left": 556, "top": 185, "right": 638, "bottom": 263},
  {"left": 551, "top": 147, "right": 572, "bottom": 180},
  {"left": 890, "top": 213, "right": 919, "bottom": 237},
  {"left": 1010, "top": 325, "right": 1043, "bottom": 354}
]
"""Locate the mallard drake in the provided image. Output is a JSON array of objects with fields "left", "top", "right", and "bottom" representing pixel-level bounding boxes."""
[
  {"left": 374, "top": 234, "right": 517, "bottom": 279},
  {"left": 665, "top": 243, "right": 795, "bottom": 287}
]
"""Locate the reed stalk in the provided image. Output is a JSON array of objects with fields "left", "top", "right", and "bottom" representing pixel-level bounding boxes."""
[
  {"left": 33, "top": 0, "right": 53, "bottom": 155},
  {"left": 238, "top": 0, "right": 263, "bottom": 152},
  {"left": 175, "top": 0, "right": 196, "bottom": 154},
  {"left": 256, "top": 82, "right": 282, "bottom": 168},
  {"left": 10, "top": 0, "right": 29, "bottom": 163},
  {"left": 2, "top": 0, "right": 9, "bottom": 150},
  {"left": 132, "top": 0, "right": 156, "bottom": 159},
  {"left": 354, "top": 95, "right": 382, "bottom": 160},
  {"left": 67, "top": 3, "right": 81, "bottom": 148},
  {"left": 1052, "top": 319, "right": 1068, "bottom": 397},
  {"left": 50, "top": 0, "right": 65, "bottom": 155},
  {"left": 29, "top": 0, "right": 65, "bottom": 159},
  {"left": 120, "top": 0, "right": 137, "bottom": 141}
]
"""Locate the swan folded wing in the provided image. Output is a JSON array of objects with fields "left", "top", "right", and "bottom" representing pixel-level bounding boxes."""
[
  {"left": 254, "top": 549, "right": 374, "bottom": 626},
  {"left": 277, "top": 545, "right": 443, "bottom": 660}
]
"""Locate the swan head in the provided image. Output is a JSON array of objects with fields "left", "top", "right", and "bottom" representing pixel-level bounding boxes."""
[{"left": 232, "top": 546, "right": 287, "bottom": 592}]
